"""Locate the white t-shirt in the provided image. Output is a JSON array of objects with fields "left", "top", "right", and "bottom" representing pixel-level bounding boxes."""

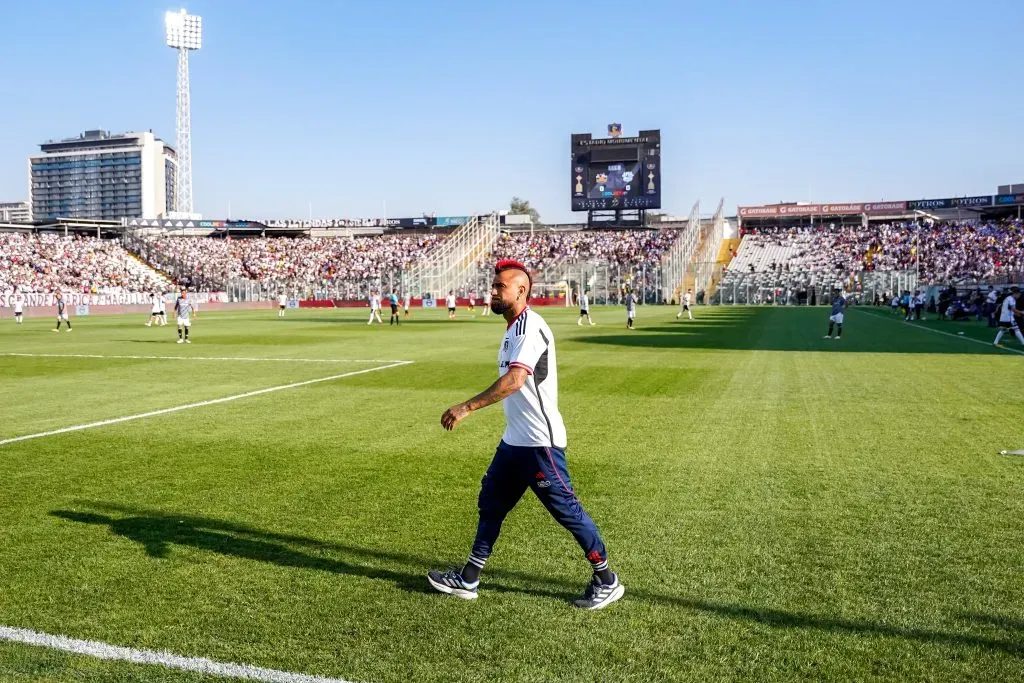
[
  {"left": 498, "top": 308, "right": 567, "bottom": 448},
  {"left": 484, "top": 292, "right": 492, "bottom": 304},
  {"left": 580, "top": 293, "right": 589, "bottom": 309},
  {"left": 684, "top": 292, "right": 691, "bottom": 306},
  {"left": 369, "top": 295, "right": 380, "bottom": 310},
  {"left": 279, "top": 294, "right": 287, "bottom": 306},
  {"left": 13, "top": 294, "right": 24, "bottom": 313},
  {"left": 987, "top": 290, "right": 999, "bottom": 304},
  {"left": 1000, "top": 295, "right": 1017, "bottom": 323},
  {"left": 446, "top": 295, "right": 456, "bottom": 308},
  {"left": 404, "top": 295, "right": 410, "bottom": 308}
]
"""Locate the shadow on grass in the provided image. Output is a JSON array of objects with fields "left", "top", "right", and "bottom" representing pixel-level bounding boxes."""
[
  {"left": 572, "top": 307, "right": 1002, "bottom": 354},
  {"left": 51, "top": 502, "right": 1022, "bottom": 657}
]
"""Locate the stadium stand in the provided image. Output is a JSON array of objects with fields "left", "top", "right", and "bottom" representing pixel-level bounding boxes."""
[{"left": 0, "top": 232, "right": 171, "bottom": 294}]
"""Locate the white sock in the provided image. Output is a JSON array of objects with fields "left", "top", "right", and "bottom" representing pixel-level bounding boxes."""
[
  {"left": 995, "top": 330, "right": 1005, "bottom": 344},
  {"left": 1016, "top": 331, "right": 1024, "bottom": 345}
]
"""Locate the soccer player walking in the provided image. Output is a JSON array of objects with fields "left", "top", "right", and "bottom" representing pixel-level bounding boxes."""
[
  {"left": 147, "top": 292, "right": 162, "bottom": 327},
  {"left": 676, "top": 289, "right": 694, "bottom": 320},
  {"left": 624, "top": 288, "right": 636, "bottom": 329},
  {"left": 429, "top": 259, "right": 624, "bottom": 610},
  {"left": 446, "top": 291, "right": 457, "bottom": 320},
  {"left": 278, "top": 292, "right": 288, "bottom": 318},
  {"left": 52, "top": 292, "right": 71, "bottom": 332},
  {"left": 367, "top": 291, "right": 383, "bottom": 325},
  {"left": 403, "top": 291, "right": 411, "bottom": 319},
  {"left": 481, "top": 291, "right": 492, "bottom": 316},
  {"left": 824, "top": 289, "right": 846, "bottom": 339},
  {"left": 174, "top": 288, "right": 195, "bottom": 343},
  {"left": 577, "top": 289, "right": 595, "bottom": 326},
  {"left": 993, "top": 286, "right": 1024, "bottom": 348}
]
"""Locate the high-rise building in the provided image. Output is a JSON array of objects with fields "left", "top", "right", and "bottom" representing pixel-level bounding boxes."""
[
  {"left": 29, "top": 130, "right": 177, "bottom": 221},
  {"left": 0, "top": 201, "right": 31, "bottom": 223}
]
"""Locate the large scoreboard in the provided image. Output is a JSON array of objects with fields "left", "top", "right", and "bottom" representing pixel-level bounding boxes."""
[{"left": 571, "top": 129, "right": 661, "bottom": 212}]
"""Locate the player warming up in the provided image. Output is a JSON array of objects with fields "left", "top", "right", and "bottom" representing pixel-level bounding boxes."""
[
  {"left": 824, "top": 290, "right": 846, "bottom": 339},
  {"left": 11, "top": 289, "right": 25, "bottom": 324},
  {"left": 577, "top": 289, "right": 595, "bottom": 326},
  {"left": 429, "top": 259, "right": 624, "bottom": 610},
  {"left": 446, "top": 291, "right": 457, "bottom": 320},
  {"left": 147, "top": 292, "right": 163, "bottom": 326},
  {"left": 52, "top": 292, "right": 71, "bottom": 332},
  {"left": 367, "top": 291, "right": 383, "bottom": 325},
  {"left": 278, "top": 292, "right": 288, "bottom": 317},
  {"left": 175, "top": 288, "right": 196, "bottom": 343},
  {"left": 993, "top": 286, "right": 1024, "bottom": 348},
  {"left": 624, "top": 288, "right": 636, "bottom": 329},
  {"left": 676, "top": 289, "right": 694, "bottom": 320},
  {"left": 388, "top": 289, "right": 401, "bottom": 326}
]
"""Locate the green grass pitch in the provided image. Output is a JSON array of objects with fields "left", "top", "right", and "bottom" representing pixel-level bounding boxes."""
[{"left": 0, "top": 304, "right": 1022, "bottom": 682}]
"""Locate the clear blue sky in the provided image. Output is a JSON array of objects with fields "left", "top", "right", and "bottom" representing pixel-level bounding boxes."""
[{"left": 1, "top": 0, "right": 1021, "bottom": 222}]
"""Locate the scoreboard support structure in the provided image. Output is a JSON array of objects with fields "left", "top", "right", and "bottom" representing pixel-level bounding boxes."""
[{"left": 586, "top": 208, "right": 647, "bottom": 229}]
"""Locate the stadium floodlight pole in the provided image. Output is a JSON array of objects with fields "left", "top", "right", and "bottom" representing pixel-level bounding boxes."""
[{"left": 165, "top": 9, "right": 202, "bottom": 216}]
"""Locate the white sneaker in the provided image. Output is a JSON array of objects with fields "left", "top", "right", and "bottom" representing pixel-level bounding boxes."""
[
  {"left": 185, "top": 339, "right": 191, "bottom": 344},
  {"left": 177, "top": 339, "right": 184, "bottom": 344},
  {"left": 823, "top": 335, "right": 832, "bottom": 339},
  {"left": 574, "top": 573, "right": 625, "bottom": 610},
  {"left": 145, "top": 323, "right": 151, "bottom": 327}
]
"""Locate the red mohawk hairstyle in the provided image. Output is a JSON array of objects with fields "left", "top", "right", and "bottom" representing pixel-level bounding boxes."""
[{"left": 494, "top": 259, "right": 533, "bottom": 295}]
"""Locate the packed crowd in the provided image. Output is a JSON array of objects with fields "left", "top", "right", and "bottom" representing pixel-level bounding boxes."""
[
  {"left": 139, "top": 234, "right": 444, "bottom": 290},
  {"left": 733, "top": 219, "right": 1024, "bottom": 283},
  {"left": 488, "top": 229, "right": 678, "bottom": 271},
  {"left": 0, "top": 233, "right": 169, "bottom": 294}
]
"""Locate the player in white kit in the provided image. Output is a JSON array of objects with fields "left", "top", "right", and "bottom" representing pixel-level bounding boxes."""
[
  {"left": 676, "top": 289, "right": 694, "bottom": 320},
  {"left": 993, "top": 287, "right": 1024, "bottom": 348},
  {"left": 11, "top": 289, "right": 25, "bottom": 324},
  {"left": 446, "top": 291, "right": 457, "bottom": 320},
  {"left": 482, "top": 291, "right": 492, "bottom": 316},
  {"left": 278, "top": 293, "right": 288, "bottom": 317},
  {"left": 146, "top": 293, "right": 162, "bottom": 327},
  {"left": 577, "top": 289, "right": 594, "bottom": 326},
  {"left": 367, "top": 291, "right": 383, "bottom": 325},
  {"left": 403, "top": 292, "right": 411, "bottom": 319}
]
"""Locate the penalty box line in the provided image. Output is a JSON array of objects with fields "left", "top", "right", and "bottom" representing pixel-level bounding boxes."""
[
  {"left": 0, "top": 353, "right": 409, "bottom": 364},
  {"left": 0, "top": 360, "right": 413, "bottom": 447},
  {"left": 0, "top": 624, "right": 357, "bottom": 683}
]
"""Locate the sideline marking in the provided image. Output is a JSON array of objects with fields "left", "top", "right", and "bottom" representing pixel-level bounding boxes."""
[
  {"left": 855, "top": 309, "right": 1024, "bottom": 356},
  {"left": 1, "top": 353, "right": 407, "bottom": 363},
  {"left": 0, "top": 361, "right": 412, "bottom": 447},
  {"left": 0, "top": 624, "right": 358, "bottom": 683}
]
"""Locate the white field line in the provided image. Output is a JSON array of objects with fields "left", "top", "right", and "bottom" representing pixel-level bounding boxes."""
[
  {"left": 855, "top": 309, "right": 1024, "bottom": 356},
  {"left": 0, "top": 353, "right": 407, "bottom": 363},
  {"left": 0, "top": 624, "right": 358, "bottom": 683},
  {"left": 0, "top": 361, "right": 412, "bottom": 447}
]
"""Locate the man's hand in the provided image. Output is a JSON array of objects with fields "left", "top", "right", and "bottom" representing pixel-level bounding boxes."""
[{"left": 441, "top": 402, "right": 472, "bottom": 431}]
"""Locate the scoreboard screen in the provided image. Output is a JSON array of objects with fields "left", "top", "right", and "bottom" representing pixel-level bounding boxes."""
[{"left": 571, "top": 129, "right": 660, "bottom": 211}]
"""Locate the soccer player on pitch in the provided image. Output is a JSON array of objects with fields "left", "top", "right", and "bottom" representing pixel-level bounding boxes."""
[
  {"left": 52, "top": 292, "right": 71, "bottom": 332},
  {"left": 624, "top": 288, "right": 636, "bottom": 329},
  {"left": 278, "top": 292, "right": 288, "bottom": 318},
  {"left": 367, "top": 291, "right": 383, "bottom": 325},
  {"left": 993, "top": 286, "right": 1024, "bottom": 348},
  {"left": 824, "top": 289, "right": 846, "bottom": 339},
  {"left": 174, "top": 288, "right": 196, "bottom": 343},
  {"left": 676, "top": 289, "right": 694, "bottom": 320},
  {"left": 11, "top": 288, "right": 25, "bottom": 324},
  {"left": 388, "top": 289, "right": 401, "bottom": 326},
  {"left": 577, "top": 288, "right": 594, "bottom": 326},
  {"left": 429, "top": 259, "right": 624, "bottom": 610}
]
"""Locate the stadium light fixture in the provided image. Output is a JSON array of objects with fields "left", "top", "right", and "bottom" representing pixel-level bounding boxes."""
[{"left": 165, "top": 9, "right": 202, "bottom": 218}]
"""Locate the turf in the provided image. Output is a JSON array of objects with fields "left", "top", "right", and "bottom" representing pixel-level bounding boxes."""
[{"left": 0, "top": 304, "right": 1022, "bottom": 682}]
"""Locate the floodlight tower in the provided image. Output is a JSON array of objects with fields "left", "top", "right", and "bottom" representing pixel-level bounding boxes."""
[{"left": 165, "top": 9, "right": 201, "bottom": 217}]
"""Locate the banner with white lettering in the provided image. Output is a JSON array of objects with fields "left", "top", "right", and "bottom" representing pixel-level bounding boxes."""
[{"left": 0, "top": 291, "right": 228, "bottom": 307}]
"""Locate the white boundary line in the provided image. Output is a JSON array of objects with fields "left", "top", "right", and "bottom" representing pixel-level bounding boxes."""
[
  {"left": 1, "top": 353, "right": 407, "bottom": 364},
  {"left": 855, "top": 309, "right": 1024, "bottom": 356},
  {"left": 0, "top": 624, "right": 358, "bottom": 682},
  {"left": 0, "top": 361, "right": 412, "bottom": 447}
]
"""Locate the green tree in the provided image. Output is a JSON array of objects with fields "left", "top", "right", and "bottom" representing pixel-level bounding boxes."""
[{"left": 509, "top": 197, "right": 541, "bottom": 225}]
